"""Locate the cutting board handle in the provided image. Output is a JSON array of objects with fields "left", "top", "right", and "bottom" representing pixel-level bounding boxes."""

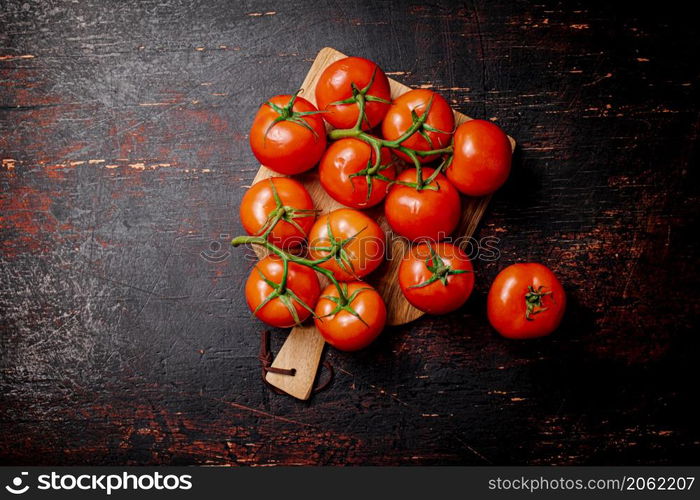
[{"left": 264, "top": 323, "right": 326, "bottom": 400}]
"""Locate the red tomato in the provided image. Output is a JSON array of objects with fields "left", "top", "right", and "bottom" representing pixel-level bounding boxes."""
[
  {"left": 249, "top": 94, "right": 327, "bottom": 175},
  {"left": 384, "top": 167, "right": 461, "bottom": 241},
  {"left": 245, "top": 255, "right": 321, "bottom": 328},
  {"left": 398, "top": 242, "right": 474, "bottom": 314},
  {"left": 447, "top": 119, "right": 512, "bottom": 196},
  {"left": 381, "top": 89, "right": 455, "bottom": 164},
  {"left": 487, "top": 263, "right": 566, "bottom": 339},
  {"left": 239, "top": 177, "right": 316, "bottom": 248},
  {"left": 308, "top": 208, "right": 386, "bottom": 281},
  {"left": 319, "top": 138, "right": 396, "bottom": 208},
  {"left": 315, "top": 57, "right": 391, "bottom": 130},
  {"left": 314, "top": 282, "right": 386, "bottom": 351}
]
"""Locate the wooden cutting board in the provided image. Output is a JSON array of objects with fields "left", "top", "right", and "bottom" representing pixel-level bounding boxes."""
[{"left": 249, "top": 47, "right": 516, "bottom": 400}]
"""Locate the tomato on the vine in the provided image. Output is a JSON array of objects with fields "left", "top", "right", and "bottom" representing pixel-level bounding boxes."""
[
  {"left": 447, "top": 119, "right": 512, "bottom": 196},
  {"left": 315, "top": 56, "right": 392, "bottom": 130},
  {"left": 239, "top": 177, "right": 316, "bottom": 248},
  {"left": 249, "top": 93, "right": 327, "bottom": 175},
  {"left": 245, "top": 255, "right": 321, "bottom": 328},
  {"left": 314, "top": 281, "right": 386, "bottom": 351},
  {"left": 487, "top": 263, "right": 566, "bottom": 339},
  {"left": 384, "top": 167, "right": 461, "bottom": 241},
  {"left": 399, "top": 242, "right": 474, "bottom": 315},
  {"left": 381, "top": 89, "right": 454, "bottom": 164},
  {"left": 308, "top": 208, "right": 386, "bottom": 281},
  {"left": 319, "top": 138, "right": 396, "bottom": 208}
]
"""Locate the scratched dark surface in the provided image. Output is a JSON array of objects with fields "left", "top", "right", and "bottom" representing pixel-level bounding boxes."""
[{"left": 1, "top": 0, "right": 699, "bottom": 466}]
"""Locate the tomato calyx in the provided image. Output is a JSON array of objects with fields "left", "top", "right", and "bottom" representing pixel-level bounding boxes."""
[
  {"left": 308, "top": 219, "right": 366, "bottom": 278},
  {"left": 328, "top": 67, "right": 391, "bottom": 130},
  {"left": 387, "top": 95, "right": 452, "bottom": 156},
  {"left": 264, "top": 90, "right": 325, "bottom": 140},
  {"left": 256, "top": 179, "right": 319, "bottom": 239},
  {"left": 251, "top": 260, "right": 317, "bottom": 326},
  {"left": 347, "top": 155, "right": 397, "bottom": 205},
  {"left": 524, "top": 285, "right": 552, "bottom": 321},
  {"left": 406, "top": 104, "right": 454, "bottom": 151},
  {"left": 408, "top": 242, "right": 471, "bottom": 289},
  {"left": 391, "top": 153, "right": 454, "bottom": 193},
  {"left": 391, "top": 160, "right": 446, "bottom": 192},
  {"left": 317, "top": 282, "right": 371, "bottom": 326}
]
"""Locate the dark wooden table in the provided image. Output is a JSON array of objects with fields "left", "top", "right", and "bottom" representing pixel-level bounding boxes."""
[{"left": 1, "top": 1, "right": 698, "bottom": 466}]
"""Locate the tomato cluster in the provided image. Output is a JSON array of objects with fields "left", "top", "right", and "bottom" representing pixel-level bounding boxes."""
[{"left": 234, "top": 55, "right": 565, "bottom": 350}]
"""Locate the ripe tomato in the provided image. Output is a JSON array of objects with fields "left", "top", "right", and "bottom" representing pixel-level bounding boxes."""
[
  {"left": 487, "top": 263, "right": 566, "bottom": 339},
  {"left": 447, "top": 119, "right": 512, "bottom": 196},
  {"left": 308, "top": 208, "right": 386, "bottom": 281},
  {"left": 398, "top": 242, "right": 474, "bottom": 314},
  {"left": 239, "top": 177, "right": 316, "bottom": 248},
  {"left": 381, "top": 89, "right": 454, "bottom": 164},
  {"left": 384, "top": 167, "right": 461, "bottom": 241},
  {"left": 315, "top": 56, "right": 391, "bottom": 130},
  {"left": 314, "top": 282, "right": 386, "bottom": 351},
  {"left": 245, "top": 255, "right": 321, "bottom": 328},
  {"left": 249, "top": 94, "right": 327, "bottom": 175},
  {"left": 318, "top": 138, "right": 396, "bottom": 208}
]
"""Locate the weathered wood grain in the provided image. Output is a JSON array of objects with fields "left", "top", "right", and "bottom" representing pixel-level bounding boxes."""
[{"left": 1, "top": 0, "right": 698, "bottom": 466}]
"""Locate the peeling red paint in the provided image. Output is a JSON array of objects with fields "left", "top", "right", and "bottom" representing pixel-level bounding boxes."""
[{"left": 0, "top": 185, "right": 58, "bottom": 256}]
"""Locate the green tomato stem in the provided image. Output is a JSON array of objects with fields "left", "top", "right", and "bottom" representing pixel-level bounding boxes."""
[
  {"left": 231, "top": 235, "right": 348, "bottom": 303},
  {"left": 352, "top": 91, "right": 367, "bottom": 132},
  {"left": 327, "top": 113, "right": 453, "bottom": 190}
]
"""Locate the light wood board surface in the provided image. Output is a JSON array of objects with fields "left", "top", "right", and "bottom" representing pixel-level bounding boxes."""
[{"left": 251, "top": 47, "right": 516, "bottom": 399}]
